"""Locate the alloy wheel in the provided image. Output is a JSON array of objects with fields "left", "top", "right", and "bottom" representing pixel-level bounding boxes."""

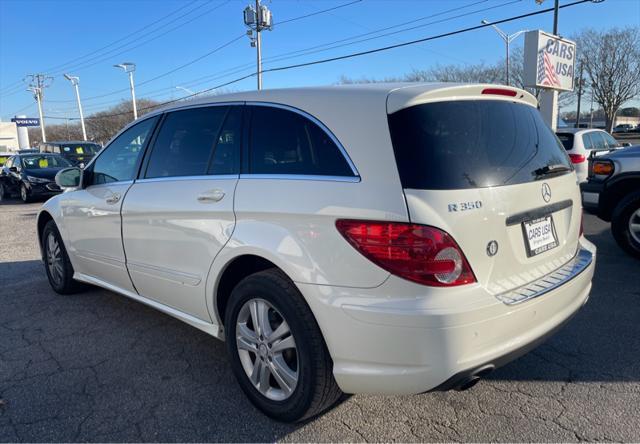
[
  {"left": 46, "top": 233, "right": 64, "bottom": 286},
  {"left": 236, "top": 298, "right": 299, "bottom": 401},
  {"left": 629, "top": 208, "right": 640, "bottom": 244},
  {"left": 20, "top": 186, "right": 27, "bottom": 202}
]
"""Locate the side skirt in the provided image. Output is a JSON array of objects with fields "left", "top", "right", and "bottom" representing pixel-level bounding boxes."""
[{"left": 74, "top": 272, "right": 224, "bottom": 340}]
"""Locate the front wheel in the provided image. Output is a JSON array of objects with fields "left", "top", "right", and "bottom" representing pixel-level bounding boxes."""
[
  {"left": 225, "top": 269, "right": 342, "bottom": 422},
  {"left": 42, "top": 220, "right": 86, "bottom": 294},
  {"left": 20, "top": 184, "right": 31, "bottom": 203},
  {"left": 611, "top": 191, "right": 640, "bottom": 259},
  {"left": 0, "top": 183, "right": 7, "bottom": 201}
]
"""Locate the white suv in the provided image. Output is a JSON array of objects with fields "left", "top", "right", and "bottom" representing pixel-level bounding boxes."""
[
  {"left": 556, "top": 128, "right": 622, "bottom": 182},
  {"left": 39, "top": 83, "right": 596, "bottom": 422}
]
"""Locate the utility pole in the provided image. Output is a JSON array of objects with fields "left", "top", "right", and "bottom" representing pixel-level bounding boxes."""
[
  {"left": 114, "top": 62, "right": 138, "bottom": 120},
  {"left": 574, "top": 64, "right": 585, "bottom": 128},
  {"left": 64, "top": 74, "right": 87, "bottom": 141},
  {"left": 244, "top": 0, "right": 273, "bottom": 90},
  {"left": 24, "top": 74, "right": 53, "bottom": 143}
]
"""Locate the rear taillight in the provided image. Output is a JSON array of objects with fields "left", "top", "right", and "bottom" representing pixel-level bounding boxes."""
[
  {"left": 569, "top": 153, "right": 586, "bottom": 164},
  {"left": 335, "top": 220, "right": 476, "bottom": 287}
]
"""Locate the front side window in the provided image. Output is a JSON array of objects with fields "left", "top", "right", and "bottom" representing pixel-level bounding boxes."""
[
  {"left": 388, "top": 100, "right": 571, "bottom": 190},
  {"left": 602, "top": 132, "right": 620, "bottom": 149},
  {"left": 145, "top": 106, "right": 229, "bottom": 179},
  {"left": 21, "top": 155, "right": 71, "bottom": 169},
  {"left": 90, "top": 116, "right": 158, "bottom": 185},
  {"left": 248, "top": 105, "right": 353, "bottom": 176}
]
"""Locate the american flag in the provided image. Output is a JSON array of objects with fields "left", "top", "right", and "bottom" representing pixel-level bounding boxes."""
[{"left": 537, "top": 50, "right": 561, "bottom": 87}]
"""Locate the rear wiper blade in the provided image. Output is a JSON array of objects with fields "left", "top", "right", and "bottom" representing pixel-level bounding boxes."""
[{"left": 533, "top": 164, "right": 572, "bottom": 178}]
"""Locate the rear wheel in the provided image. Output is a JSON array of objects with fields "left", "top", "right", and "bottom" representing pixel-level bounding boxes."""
[
  {"left": 225, "top": 269, "right": 342, "bottom": 422},
  {"left": 42, "top": 220, "right": 86, "bottom": 294},
  {"left": 611, "top": 191, "right": 640, "bottom": 259}
]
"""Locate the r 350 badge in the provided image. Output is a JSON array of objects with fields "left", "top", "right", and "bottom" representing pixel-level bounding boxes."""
[{"left": 448, "top": 201, "right": 483, "bottom": 212}]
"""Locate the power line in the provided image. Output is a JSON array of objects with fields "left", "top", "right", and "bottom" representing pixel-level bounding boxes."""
[
  {"left": 39, "top": 0, "right": 506, "bottom": 108},
  {"left": 45, "top": 0, "right": 593, "bottom": 122},
  {"left": 0, "top": 1, "right": 205, "bottom": 95}
]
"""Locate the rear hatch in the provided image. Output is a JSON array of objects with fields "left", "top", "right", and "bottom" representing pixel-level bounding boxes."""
[{"left": 387, "top": 86, "right": 582, "bottom": 295}]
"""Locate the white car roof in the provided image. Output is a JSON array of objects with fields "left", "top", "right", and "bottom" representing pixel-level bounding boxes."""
[{"left": 151, "top": 82, "right": 538, "bottom": 117}]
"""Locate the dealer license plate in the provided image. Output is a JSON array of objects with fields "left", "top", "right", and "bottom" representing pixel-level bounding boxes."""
[{"left": 522, "top": 216, "right": 558, "bottom": 257}]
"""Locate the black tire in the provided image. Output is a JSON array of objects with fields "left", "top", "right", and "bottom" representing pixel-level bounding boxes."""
[
  {"left": 224, "top": 268, "right": 342, "bottom": 422},
  {"left": 42, "top": 220, "right": 87, "bottom": 294},
  {"left": 20, "top": 184, "right": 31, "bottom": 203},
  {"left": 611, "top": 191, "right": 640, "bottom": 259},
  {"left": 0, "top": 182, "right": 7, "bottom": 201}
]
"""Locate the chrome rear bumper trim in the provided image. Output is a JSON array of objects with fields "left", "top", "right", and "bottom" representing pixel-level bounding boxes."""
[{"left": 495, "top": 247, "right": 593, "bottom": 305}]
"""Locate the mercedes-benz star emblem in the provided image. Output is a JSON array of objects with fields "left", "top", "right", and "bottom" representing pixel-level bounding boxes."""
[
  {"left": 487, "top": 240, "right": 499, "bottom": 257},
  {"left": 542, "top": 183, "right": 552, "bottom": 203}
]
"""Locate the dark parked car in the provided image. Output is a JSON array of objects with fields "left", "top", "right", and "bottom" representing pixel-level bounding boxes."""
[
  {"left": 581, "top": 145, "right": 640, "bottom": 258},
  {"left": 0, "top": 153, "right": 72, "bottom": 203},
  {"left": 39, "top": 141, "right": 102, "bottom": 167}
]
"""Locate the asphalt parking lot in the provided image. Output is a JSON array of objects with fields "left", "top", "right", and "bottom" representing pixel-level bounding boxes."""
[{"left": 1, "top": 198, "right": 639, "bottom": 442}]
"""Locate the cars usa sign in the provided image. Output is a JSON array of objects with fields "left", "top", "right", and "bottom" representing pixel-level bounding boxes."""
[{"left": 523, "top": 30, "right": 576, "bottom": 92}]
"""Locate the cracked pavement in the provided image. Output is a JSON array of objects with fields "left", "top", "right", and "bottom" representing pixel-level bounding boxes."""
[{"left": 1, "top": 199, "right": 639, "bottom": 442}]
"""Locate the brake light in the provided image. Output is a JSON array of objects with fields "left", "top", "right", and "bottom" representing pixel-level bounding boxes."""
[
  {"left": 481, "top": 88, "right": 518, "bottom": 97},
  {"left": 335, "top": 220, "right": 476, "bottom": 287},
  {"left": 569, "top": 153, "right": 586, "bottom": 163}
]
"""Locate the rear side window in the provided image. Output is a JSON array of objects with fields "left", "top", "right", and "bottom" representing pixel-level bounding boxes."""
[
  {"left": 589, "top": 132, "right": 607, "bottom": 150},
  {"left": 248, "top": 105, "right": 353, "bottom": 177},
  {"left": 145, "top": 106, "right": 229, "bottom": 179},
  {"left": 388, "top": 100, "right": 570, "bottom": 190},
  {"left": 556, "top": 133, "right": 574, "bottom": 150},
  {"left": 582, "top": 133, "right": 594, "bottom": 150}
]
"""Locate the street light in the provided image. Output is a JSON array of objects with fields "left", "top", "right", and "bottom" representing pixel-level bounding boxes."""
[
  {"left": 63, "top": 74, "right": 87, "bottom": 141},
  {"left": 113, "top": 62, "right": 137, "bottom": 120},
  {"left": 175, "top": 86, "right": 195, "bottom": 96},
  {"left": 481, "top": 20, "right": 528, "bottom": 86}
]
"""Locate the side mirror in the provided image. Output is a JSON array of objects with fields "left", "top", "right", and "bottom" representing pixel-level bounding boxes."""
[
  {"left": 9, "top": 166, "right": 17, "bottom": 172},
  {"left": 55, "top": 167, "right": 81, "bottom": 189},
  {"left": 622, "top": 142, "right": 632, "bottom": 147}
]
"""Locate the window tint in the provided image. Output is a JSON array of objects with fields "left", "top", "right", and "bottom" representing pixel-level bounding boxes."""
[
  {"left": 590, "top": 131, "right": 607, "bottom": 150},
  {"left": 602, "top": 132, "right": 619, "bottom": 149},
  {"left": 22, "top": 155, "right": 71, "bottom": 169},
  {"left": 91, "top": 116, "right": 158, "bottom": 185},
  {"left": 145, "top": 107, "right": 228, "bottom": 179},
  {"left": 556, "top": 133, "right": 574, "bottom": 150},
  {"left": 388, "top": 100, "right": 571, "bottom": 190},
  {"left": 208, "top": 106, "right": 242, "bottom": 175},
  {"left": 248, "top": 106, "right": 353, "bottom": 176},
  {"left": 582, "top": 133, "right": 594, "bottom": 150}
]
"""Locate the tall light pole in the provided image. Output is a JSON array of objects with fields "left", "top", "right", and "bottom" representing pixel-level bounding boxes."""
[
  {"left": 481, "top": 20, "right": 527, "bottom": 86},
  {"left": 63, "top": 74, "right": 87, "bottom": 141},
  {"left": 114, "top": 62, "right": 137, "bottom": 120},
  {"left": 244, "top": 0, "right": 273, "bottom": 90}
]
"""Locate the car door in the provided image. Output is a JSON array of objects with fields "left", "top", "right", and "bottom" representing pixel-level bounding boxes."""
[
  {"left": 58, "top": 116, "right": 160, "bottom": 292},
  {"left": 121, "top": 104, "right": 242, "bottom": 321}
]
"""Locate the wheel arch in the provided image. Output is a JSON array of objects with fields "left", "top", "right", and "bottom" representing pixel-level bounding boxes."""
[
  {"left": 601, "top": 174, "right": 640, "bottom": 221},
  {"left": 36, "top": 210, "right": 55, "bottom": 260}
]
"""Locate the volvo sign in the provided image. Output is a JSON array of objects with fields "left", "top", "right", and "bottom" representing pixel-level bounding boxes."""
[
  {"left": 523, "top": 30, "right": 576, "bottom": 92},
  {"left": 11, "top": 117, "right": 40, "bottom": 127}
]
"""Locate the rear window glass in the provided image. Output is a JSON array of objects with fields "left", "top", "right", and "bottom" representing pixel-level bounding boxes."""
[
  {"left": 556, "top": 133, "right": 574, "bottom": 150},
  {"left": 388, "top": 100, "right": 571, "bottom": 190}
]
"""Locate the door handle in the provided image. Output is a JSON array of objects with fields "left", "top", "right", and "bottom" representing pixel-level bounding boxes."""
[
  {"left": 197, "top": 189, "right": 225, "bottom": 203},
  {"left": 105, "top": 193, "right": 121, "bottom": 205}
]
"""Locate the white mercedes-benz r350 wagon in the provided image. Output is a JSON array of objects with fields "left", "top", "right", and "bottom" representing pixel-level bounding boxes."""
[{"left": 38, "top": 83, "right": 596, "bottom": 422}]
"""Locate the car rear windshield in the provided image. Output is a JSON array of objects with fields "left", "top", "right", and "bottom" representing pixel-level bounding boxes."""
[
  {"left": 388, "top": 100, "right": 571, "bottom": 190},
  {"left": 556, "top": 133, "right": 574, "bottom": 150},
  {"left": 60, "top": 143, "right": 100, "bottom": 155}
]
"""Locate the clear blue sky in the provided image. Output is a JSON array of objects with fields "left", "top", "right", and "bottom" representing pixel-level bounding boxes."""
[{"left": 1, "top": 0, "right": 639, "bottom": 122}]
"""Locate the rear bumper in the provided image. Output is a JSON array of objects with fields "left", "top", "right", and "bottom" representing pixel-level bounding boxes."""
[{"left": 298, "top": 238, "right": 596, "bottom": 395}]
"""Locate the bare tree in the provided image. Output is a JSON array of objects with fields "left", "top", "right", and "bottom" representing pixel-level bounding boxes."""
[{"left": 578, "top": 27, "right": 640, "bottom": 132}]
